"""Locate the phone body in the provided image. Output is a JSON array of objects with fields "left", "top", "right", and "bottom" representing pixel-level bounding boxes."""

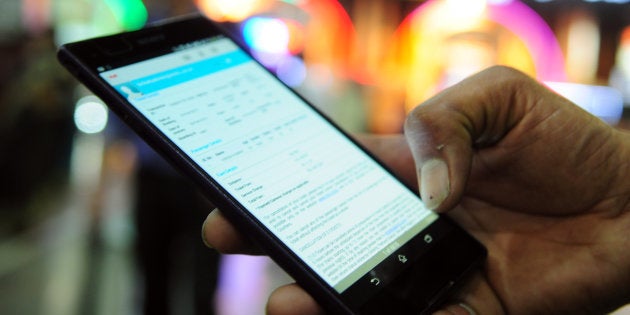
[{"left": 58, "top": 15, "right": 486, "bottom": 314}]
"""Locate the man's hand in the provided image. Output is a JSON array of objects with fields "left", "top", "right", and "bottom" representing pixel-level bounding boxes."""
[
  {"left": 407, "top": 66, "right": 630, "bottom": 314},
  {"left": 203, "top": 66, "right": 630, "bottom": 314}
]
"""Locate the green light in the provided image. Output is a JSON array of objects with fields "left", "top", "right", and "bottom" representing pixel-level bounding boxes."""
[{"left": 105, "top": 0, "right": 148, "bottom": 30}]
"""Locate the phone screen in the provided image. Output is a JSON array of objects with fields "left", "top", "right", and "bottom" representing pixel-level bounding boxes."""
[{"left": 99, "top": 35, "right": 438, "bottom": 294}]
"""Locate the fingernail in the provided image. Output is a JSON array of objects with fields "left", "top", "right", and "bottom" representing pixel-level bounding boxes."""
[
  {"left": 432, "top": 303, "right": 477, "bottom": 315},
  {"left": 201, "top": 211, "right": 215, "bottom": 248},
  {"left": 420, "top": 159, "right": 450, "bottom": 210},
  {"left": 458, "top": 303, "right": 477, "bottom": 315}
]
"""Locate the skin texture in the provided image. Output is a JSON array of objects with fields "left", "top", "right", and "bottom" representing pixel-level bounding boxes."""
[{"left": 202, "top": 66, "right": 630, "bottom": 314}]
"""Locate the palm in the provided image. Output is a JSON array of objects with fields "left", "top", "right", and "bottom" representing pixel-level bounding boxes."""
[
  {"left": 443, "top": 109, "right": 630, "bottom": 314},
  {"left": 450, "top": 199, "right": 626, "bottom": 314}
]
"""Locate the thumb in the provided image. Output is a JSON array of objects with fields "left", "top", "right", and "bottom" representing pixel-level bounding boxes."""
[
  {"left": 403, "top": 66, "right": 533, "bottom": 212},
  {"left": 404, "top": 107, "right": 474, "bottom": 212}
]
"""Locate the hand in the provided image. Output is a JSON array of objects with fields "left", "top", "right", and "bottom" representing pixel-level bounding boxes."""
[
  {"left": 407, "top": 66, "right": 630, "bottom": 314},
  {"left": 203, "top": 66, "right": 630, "bottom": 314}
]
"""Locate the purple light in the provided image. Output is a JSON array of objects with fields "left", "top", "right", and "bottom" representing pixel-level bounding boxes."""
[
  {"left": 215, "top": 255, "right": 271, "bottom": 315},
  {"left": 277, "top": 56, "right": 307, "bottom": 87}
]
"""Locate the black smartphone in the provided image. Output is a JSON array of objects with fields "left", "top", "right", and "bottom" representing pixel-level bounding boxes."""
[{"left": 58, "top": 14, "right": 486, "bottom": 314}]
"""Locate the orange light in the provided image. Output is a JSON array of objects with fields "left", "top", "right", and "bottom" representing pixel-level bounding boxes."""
[
  {"left": 284, "top": 19, "right": 305, "bottom": 55},
  {"left": 297, "top": 0, "right": 356, "bottom": 79},
  {"left": 196, "top": 0, "right": 272, "bottom": 22}
]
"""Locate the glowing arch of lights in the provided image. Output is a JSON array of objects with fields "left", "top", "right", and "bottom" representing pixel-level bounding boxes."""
[{"left": 395, "top": 0, "right": 567, "bottom": 82}]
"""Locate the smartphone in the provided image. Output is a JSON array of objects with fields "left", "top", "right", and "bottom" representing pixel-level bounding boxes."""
[{"left": 58, "top": 14, "right": 486, "bottom": 314}]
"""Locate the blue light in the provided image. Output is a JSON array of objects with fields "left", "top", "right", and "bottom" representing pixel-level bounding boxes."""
[
  {"left": 242, "top": 17, "right": 290, "bottom": 54},
  {"left": 546, "top": 82, "right": 624, "bottom": 125}
]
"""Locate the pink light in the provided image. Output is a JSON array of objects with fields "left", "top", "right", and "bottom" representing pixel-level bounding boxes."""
[
  {"left": 486, "top": 1, "right": 567, "bottom": 81},
  {"left": 22, "top": 0, "right": 51, "bottom": 35}
]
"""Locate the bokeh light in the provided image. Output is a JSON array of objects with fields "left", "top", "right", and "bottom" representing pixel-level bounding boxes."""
[
  {"left": 74, "top": 96, "right": 109, "bottom": 134},
  {"left": 546, "top": 82, "right": 624, "bottom": 125},
  {"left": 242, "top": 17, "right": 290, "bottom": 54},
  {"left": 53, "top": 0, "right": 147, "bottom": 45},
  {"left": 196, "top": 0, "right": 272, "bottom": 22},
  {"left": 104, "top": 0, "right": 148, "bottom": 31},
  {"left": 276, "top": 55, "right": 307, "bottom": 87}
]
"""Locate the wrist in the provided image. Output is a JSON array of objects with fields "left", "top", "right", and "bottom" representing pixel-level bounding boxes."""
[
  {"left": 617, "top": 131, "right": 630, "bottom": 217},
  {"left": 594, "top": 129, "right": 630, "bottom": 310},
  {"left": 612, "top": 129, "right": 630, "bottom": 305},
  {"left": 608, "top": 129, "right": 630, "bottom": 213}
]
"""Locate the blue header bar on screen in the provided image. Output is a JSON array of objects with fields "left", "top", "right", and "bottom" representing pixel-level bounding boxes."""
[{"left": 115, "top": 50, "right": 250, "bottom": 96}]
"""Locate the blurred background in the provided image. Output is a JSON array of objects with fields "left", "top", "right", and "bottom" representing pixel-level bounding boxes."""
[{"left": 1, "top": 0, "right": 630, "bottom": 314}]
